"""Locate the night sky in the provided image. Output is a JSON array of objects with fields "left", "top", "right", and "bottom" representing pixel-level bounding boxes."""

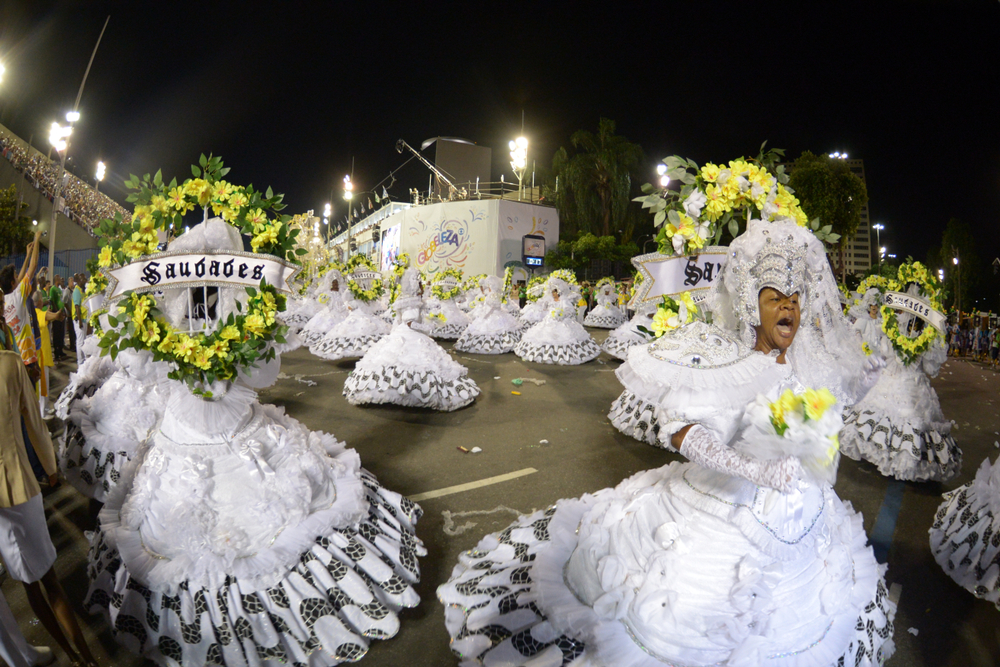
[{"left": 1, "top": 1, "right": 998, "bottom": 271}]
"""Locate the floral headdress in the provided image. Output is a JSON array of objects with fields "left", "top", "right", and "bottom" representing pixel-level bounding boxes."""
[
  {"left": 93, "top": 156, "right": 300, "bottom": 396},
  {"left": 633, "top": 145, "right": 840, "bottom": 257}
]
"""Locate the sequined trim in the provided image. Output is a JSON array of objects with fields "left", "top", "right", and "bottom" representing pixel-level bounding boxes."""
[{"left": 681, "top": 469, "right": 824, "bottom": 546}]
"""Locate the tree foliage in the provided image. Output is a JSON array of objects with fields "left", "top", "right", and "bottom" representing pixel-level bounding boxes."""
[
  {"left": 0, "top": 185, "right": 32, "bottom": 257},
  {"left": 544, "top": 232, "right": 638, "bottom": 272},
  {"left": 788, "top": 152, "right": 868, "bottom": 279},
  {"left": 929, "top": 218, "right": 980, "bottom": 313},
  {"left": 549, "top": 118, "right": 645, "bottom": 241}
]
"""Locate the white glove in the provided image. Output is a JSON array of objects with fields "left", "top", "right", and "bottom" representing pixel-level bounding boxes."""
[{"left": 679, "top": 425, "right": 803, "bottom": 492}]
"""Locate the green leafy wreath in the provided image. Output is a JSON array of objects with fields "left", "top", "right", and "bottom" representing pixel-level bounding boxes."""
[
  {"left": 877, "top": 261, "right": 943, "bottom": 366},
  {"left": 92, "top": 156, "right": 295, "bottom": 395},
  {"left": 345, "top": 254, "right": 384, "bottom": 303},
  {"left": 431, "top": 268, "right": 464, "bottom": 301}
]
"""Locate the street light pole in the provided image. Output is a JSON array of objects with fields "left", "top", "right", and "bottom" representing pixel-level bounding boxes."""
[
  {"left": 343, "top": 174, "right": 354, "bottom": 259},
  {"left": 872, "top": 223, "right": 884, "bottom": 272},
  {"left": 47, "top": 15, "right": 110, "bottom": 280},
  {"left": 95, "top": 160, "right": 105, "bottom": 195},
  {"left": 953, "top": 247, "right": 961, "bottom": 323}
]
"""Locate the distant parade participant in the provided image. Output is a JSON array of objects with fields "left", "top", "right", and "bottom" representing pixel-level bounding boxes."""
[
  {"left": 424, "top": 269, "right": 470, "bottom": 340},
  {"left": 343, "top": 267, "right": 479, "bottom": 411},
  {"left": 840, "top": 274, "right": 961, "bottom": 482},
  {"left": 454, "top": 275, "right": 523, "bottom": 354},
  {"left": 584, "top": 277, "right": 628, "bottom": 328},
  {"left": 297, "top": 266, "right": 347, "bottom": 347},
  {"left": 514, "top": 278, "right": 601, "bottom": 364},
  {"left": 601, "top": 302, "right": 656, "bottom": 361},
  {"left": 311, "top": 258, "right": 390, "bottom": 360}
]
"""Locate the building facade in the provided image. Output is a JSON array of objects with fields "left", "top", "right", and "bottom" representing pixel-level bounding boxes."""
[{"left": 838, "top": 159, "right": 872, "bottom": 275}]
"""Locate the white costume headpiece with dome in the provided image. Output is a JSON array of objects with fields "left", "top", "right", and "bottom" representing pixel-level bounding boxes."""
[{"left": 706, "top": 218, "right": 875, "bottom": 405}]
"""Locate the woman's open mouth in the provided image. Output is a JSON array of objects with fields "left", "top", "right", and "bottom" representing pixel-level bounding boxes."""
[{"left": 776, "top": 316, "right": 795, "bottom": 338}]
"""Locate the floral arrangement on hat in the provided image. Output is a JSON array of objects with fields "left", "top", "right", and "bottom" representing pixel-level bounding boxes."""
[
  {"left": 92, "top": 156, "right": 297, "bottom": 396},
  {"left": 634, "top": 144, "right": 840, "bottom": 256},
  {"left": 431, "top": 268, "right": 464, "bottom": 301}
]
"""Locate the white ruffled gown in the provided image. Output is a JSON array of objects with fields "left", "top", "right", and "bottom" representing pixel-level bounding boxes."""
[
  {"left": 454, "top": 293, "right": 523, "bottom": 355},
  {"left": 840, "top": 316, "right": 961, "bottom": 482},
  {"left": 515, "top": 302, "right": 601, "bottom": 365},
  {"left": 426, "top": 297, "right": 471, "bottom": 340},
  {"left": 517, "top": 297, "right": 550, "bottom": 329},
  {"left": 54, "top": 335, "right": 117, "bottom": 421},
  {"left": 343, "top": 299, "right": 480, "bottom": 411},
  {"left": 59, "top": 350, "right": 171, "bottom": 502},
  {"left": 311, "top": 299, "right": 391, "bottom": 360},
  {"left": 583, "top": 292, "right": 627, "bottom": 329},
  {"left": 601, "top": 310, "right": 654, "bottom": 361},
  {"left": 86, "top": 381, "right": 426, "bottom": 666},
  {"left": 439, "top": 326, "right": 896, "bottom": 667},
  {"left": 298, "top": 291, "right": 348, "bottom": 348},
  {"left": 929, "top": 454, "right": 1000, "bottom": 608}
]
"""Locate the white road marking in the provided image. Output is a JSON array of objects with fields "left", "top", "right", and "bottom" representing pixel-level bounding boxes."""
[
  {"left": 410, "top": 467, "right": 538, "bottom": 502},
  {"left": 441, "top": 505, "right": 528, "bottom": 535}
]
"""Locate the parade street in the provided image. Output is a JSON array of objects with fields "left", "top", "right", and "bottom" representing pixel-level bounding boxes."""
[{"left": 4, "top": 331, "right": 999, "bottom": 667}]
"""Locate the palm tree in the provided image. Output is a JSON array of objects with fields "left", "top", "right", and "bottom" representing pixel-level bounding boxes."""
[{"left": 552, "top": 118, "right": 644, "bottom": 239}]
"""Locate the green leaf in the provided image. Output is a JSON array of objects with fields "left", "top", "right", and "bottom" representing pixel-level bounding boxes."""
[
  {"left": 192, "top": 165, "right": 201, "bottom": 178},
  {"left": 153, "top": 169, "right": 162, "bottom": 187},
  {"left": 295, "top": 248, "right": 308, "bottom": 255},
  {"left": 265, "top": 186, "right": 273, "bottom": 200},
  {"left": 107, "top": 315, "right": 119, "bottom": 327},
  {"left": 728, "top": 219, "right": 739, "bottom": 239},
  {"left": 653, "top": 210, "right": 666, "bottom": 227}
]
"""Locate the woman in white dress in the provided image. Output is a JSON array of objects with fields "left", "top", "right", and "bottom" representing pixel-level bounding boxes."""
[
  {"left": 282, "top": 267, "right": 340, "bottom": 331},
  {"left": 343, "top": 268, "right": 479, "bottom": 411},
  {"left": 425, "top": 270, "right": 470, "bottom": 340},
  {"left": 601, "top": 303, "right": 655, "bottom": 361},
  {"left": 584, "top": 279, "right": 627, "bottom": 328},
  {"left": 839, "top": 285, "right": 961, "bottom": 482},
  {"left": 297, "top": 268, "right": 348, "bottom": 347},
  {"left": 454, "top": 276, "right": 523, "bottom": 354},
  {"left": 85, "top": 218, "right": 426, "bottom": 667},
  {"left": 514, "top": 278, "right": 601, "bottom": 365},
  {"left": 310, "top": 266, "right": 390, "bottom": 360},
  {"left": 59, "top": 348, "right": 171, "bottom": 502},
  {"left": 439, "top": 219, "right": 895, "bottom": 667},
  {"left": 929, "top": 453, "right": 1000, "bottom": 608}
]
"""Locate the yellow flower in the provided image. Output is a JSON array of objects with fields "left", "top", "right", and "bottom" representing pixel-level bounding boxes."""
[
  {"left": 139, "top": 320, "right": 161, "bottom": 345},
  {"left": 803, "top": 388, "right": 837, "bottom": 421},
  {"left": 209, "top": 338, "right": 230, "bottom": 358},
  {"left": 703, "top": 184, "right": 730, "bottom": 221},
  {"left": 771, "top": 389, "right": 800, "bottom": 425},
  {"left": 211, "top": 180, "right": 234, "bottom": 202},
  {"left": 98, "top": 245, "right": 113, "bottom": 268},
  {"left": 700, "top": 163, "right": 722, "bottom": 182},
  {"left": 173, "top": 334, "right": 198, "bottom": 362},
  {"left": 244, "top": 313, "right": 267, "bottom": 338},
  {"left": 651, "top": 308, "right": 677, "bottom": 337},
  {"left": 156, "top": 330, "right": 177, "bottom": 354},
  {"left": 862, "top": 341, "right": 872, "bottom": 356},
  {"left": 219, "top": 325, "right": 241, "bottom": 341},
  {"left": 122, "top": 240, "right": 142, "bottom": 258},
  {"left": 247, "top": 208, "right": 268, "bottom": 230},
  {"left": 192, "top": 346, "right": 213, "bottom": 370},
  {"left": 228, "top": 190, "right": 248, "bottom": 209},
  {"left": 185, "top": 178, "right": 212, "bottom": 207},
  {"left": 150, "top": 194, "right": 170, "bottom": 216},
  {"left": 250, "top": 221, "right": 281, "bottom": 252},
  {"left": 167, "top": 186, "right": 193, "bottom": 213}
]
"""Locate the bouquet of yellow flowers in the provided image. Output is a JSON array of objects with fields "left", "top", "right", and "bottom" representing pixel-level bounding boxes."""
[{"left": 741, "top": 388, "right": 842, "bottom": 486}]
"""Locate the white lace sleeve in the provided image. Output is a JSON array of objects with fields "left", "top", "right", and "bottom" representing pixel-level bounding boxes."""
[{"left": 679, "top": 424, "right": 802, "bottom": 492}]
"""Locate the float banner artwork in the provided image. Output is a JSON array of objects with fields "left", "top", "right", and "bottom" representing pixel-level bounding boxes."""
[
  {"left": 629, "top": 247, "right": 729, "bottom": 308},
  {"left": 104, "top": 250, "right": 300, "bottom": 302},
  {"left": 883, "top": 291, "right": 946, "bottom": 333}
]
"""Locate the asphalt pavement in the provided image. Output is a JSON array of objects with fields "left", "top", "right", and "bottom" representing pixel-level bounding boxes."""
[{"left": 3, "top": 334, "right": 998, "bottom": 666}]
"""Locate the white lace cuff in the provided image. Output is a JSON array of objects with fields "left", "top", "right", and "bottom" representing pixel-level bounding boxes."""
[{"left": 679, "top": 424, "right": 800, "bottom": 492}]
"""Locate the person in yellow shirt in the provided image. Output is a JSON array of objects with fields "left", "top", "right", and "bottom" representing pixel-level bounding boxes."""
[{"left": 32, "top": 291, "right": 63, "bottom": 419}]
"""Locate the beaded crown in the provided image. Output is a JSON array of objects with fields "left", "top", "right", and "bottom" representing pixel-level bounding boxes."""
[{"left": 734, "top": 230, "right": 809, "bottom": 329}]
